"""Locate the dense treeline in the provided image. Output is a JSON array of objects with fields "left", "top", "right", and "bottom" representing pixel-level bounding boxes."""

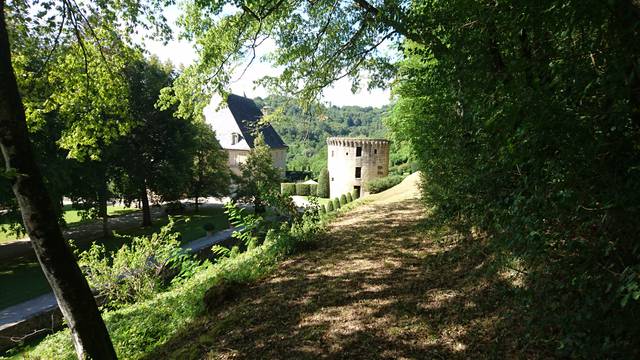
[
  {"left": 387, "top": 1, "right": 640, "bottom": 356},
  {"left": 255, "top": 95, "right": 410, "bottom": 176}
]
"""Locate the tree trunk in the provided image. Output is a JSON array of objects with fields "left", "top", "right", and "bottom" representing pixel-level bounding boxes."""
[
  {"left": 194, "top": 192, "right": 200, "bottom": 213},
  {"left": 140, "top": 181, "right": 151, "bottom": 227},
  {"left": 98, "top": 164, "right": 109, "bottom": 238},
  {"left": 0, "top": 6, "right": 117, "bottom": 359}
]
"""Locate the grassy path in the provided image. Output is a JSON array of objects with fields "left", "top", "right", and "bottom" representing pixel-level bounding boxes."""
[{"left": 148, "top": 174, "right": 536, "bottom": 359}]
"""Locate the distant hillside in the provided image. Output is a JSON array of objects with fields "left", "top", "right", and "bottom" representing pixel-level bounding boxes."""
[{"left": 255, "top": 96, "right": 406, "bottom": 176}]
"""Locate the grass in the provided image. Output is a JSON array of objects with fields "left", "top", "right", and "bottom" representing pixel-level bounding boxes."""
[
  {"left": 5, "top": 204, "right": 323, "bottom": 359},
  {"left": 0, "top": 206, "right": 228, "bottom": 310},
  {"left": 0, "top": 205, "right": 139, "bottom": 244}
]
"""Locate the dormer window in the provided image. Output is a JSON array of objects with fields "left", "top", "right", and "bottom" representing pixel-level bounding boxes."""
[{"left": 231, "top": 132, "right": 242, "bottom": 145}]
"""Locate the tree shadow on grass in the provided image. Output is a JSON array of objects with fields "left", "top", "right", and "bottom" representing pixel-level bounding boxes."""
[{"left": 145, "top": 200, "right": 547, "bottom": 359}]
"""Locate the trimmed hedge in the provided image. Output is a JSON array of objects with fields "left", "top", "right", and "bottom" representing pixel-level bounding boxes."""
[
  {"left": 333, "top": 198, "right": 340, "bottom": 209},
  {"left": 320, "top": 205, "right": 326, "bottom": 214},
  {"left": 317, "top": 168, "right": 330, "bottom": 198},
  {"left": 281, "top": 183, "right": 296, "bottom": 196},
  {"left": 295, "top": 183, "right": 311, "bottom": 196},
  {"left": 339, "top": 194, "right": 347, "bottom": 206},
  {"left": 366, "top": 175, "right": 405, "bottom": 194},
  {"left": 326, "top": 201, "right": 334, "bottom": 212},
  {"left": 352, "top": 188, "right": 359, "bottom": 199},
  {"left": 309, "top": 184, "right": 318, "bottom": 196},
  {"left": 346, "top": 192, "right": 353, "bottom": 203}
]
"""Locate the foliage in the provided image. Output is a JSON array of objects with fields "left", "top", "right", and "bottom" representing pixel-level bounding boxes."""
[
  {"left": 295, "top": 183, "right": 311, "bottom": 196},
  {"left": 382, "top": 1, "right": 640, "bottom": 356},
  {"left": 319, "top": 205, "right": 326, "bottom": 215},
  {"left": 326, "top": 201, "right": 334, "bottom": 212},
  {"left": 332, "top": 198, "right": 340, "bottom": 210},
  {"left": 309, "top": 184, "right": 318, "bottom": 196},
  {"left": 346, "top": 192, "right": 353, "bottom": 203},
  {"left": 75, "top": 219, "right": 197, "bottom": 307},
  {"left": 317, "top": 168, "right": 330, "bottom": 198},
  {"left": 280, "top": 183, "right": 296, "bottom": 196},
  {"left": 366, "top": 175, "right": 405, "bottom": 194},
  {"left": 235, "top": 134, "right": 282, "bottom": 213},
  {"left": 351, "top": 188, "right": 359, "bottom": 200},
  {"left": 339, "top": 194, "right": 347, "bottom": 206}
]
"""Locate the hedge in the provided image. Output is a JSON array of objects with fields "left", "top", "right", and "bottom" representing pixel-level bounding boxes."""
[
  {"left": 320, "top": 205, "right": 326, "bottom": 214},
  {"left": 339, "top": 194, "right": 347, "bottom": 206},
  {"left": 326, "top": 201, "right": 334, "bottom": 212},
  {"left": 281, "top": 183, "right": 296, "bottom": 196},
  {"left": 295, "top": 183, "right": 311, "bottom": 196},
  {"left": 346, "top": 192, "right": 353, "bottom": 203},
  {"left": 366, "top": 175, "right": 405, "bottom": 194},
  {"left": 309, "top": 184, "right": 318, "bottom": 196},
  {"left": 352, "top": 188, "right": 359, "bottom": 199},
  {"left": 333, "top": 198, "right": 340, "bottom": 209},
  {"left": 317, "top": 168, "right": 330, "bottom": 198}
]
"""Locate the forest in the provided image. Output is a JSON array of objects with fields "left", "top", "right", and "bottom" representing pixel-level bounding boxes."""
[{"left": 2, "top": 0, "right": 640, "bottom": 359}]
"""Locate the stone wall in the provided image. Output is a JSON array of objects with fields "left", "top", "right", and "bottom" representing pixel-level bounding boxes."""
[{"left": 326, "top": 137, "right": 390, "bottom": 198}]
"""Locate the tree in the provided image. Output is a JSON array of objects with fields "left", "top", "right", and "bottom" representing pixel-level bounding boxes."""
[
  {"left": 186, "top": 122, "right": 230, "bottom": 212},
  {"left": 0, "top": 6, "right": 116, "bottom": 358},
  {"left": 2, "top": 0, "right": 170, "bottom": 357},
  {"left": 317, "top": 168, "right": 330, "bottom": 198},
  {"left": 235, "top": 134, "right": 281, "bottom": 213}
]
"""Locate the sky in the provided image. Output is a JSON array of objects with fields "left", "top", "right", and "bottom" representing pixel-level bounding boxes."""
[{"left": 143, "top": 6, "right": 391, "bottom": 108}]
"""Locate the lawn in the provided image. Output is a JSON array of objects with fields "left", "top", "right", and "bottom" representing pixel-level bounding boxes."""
[
  {"left": 0, "top": 206, "right": 228, "bottom": 310},
  {"left": 0, "top": 205, "right": 139, "bottom": 244}
]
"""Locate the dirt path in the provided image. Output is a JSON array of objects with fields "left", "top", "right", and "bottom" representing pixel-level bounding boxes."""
[{"left": 149, "top": 174, "right": 531, "bottom": 359}]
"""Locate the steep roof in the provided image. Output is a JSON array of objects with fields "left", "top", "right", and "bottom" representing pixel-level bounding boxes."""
[{"left": 226, "top": 94, "right": 287, "bottom": 149}]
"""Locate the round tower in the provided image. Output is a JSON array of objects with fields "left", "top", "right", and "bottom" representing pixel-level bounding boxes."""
[{"left": 326, "top": 137, "right": 390, "bottom": 199}]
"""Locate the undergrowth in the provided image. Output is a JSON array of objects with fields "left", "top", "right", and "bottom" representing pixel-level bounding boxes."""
[{"left": 5, "top": 194, "right": 356, "bottom": 359}]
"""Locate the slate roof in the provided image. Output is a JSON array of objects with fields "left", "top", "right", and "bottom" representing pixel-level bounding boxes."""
[{"left": 227, "top": 94, "right": 287, "bottom": 149}]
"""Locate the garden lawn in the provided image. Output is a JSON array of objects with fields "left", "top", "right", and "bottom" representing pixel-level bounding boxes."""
[
  {"left": 0, "top": 206, "right": 228, "bottom": 310},
  {"left": 0, "top": 205, "right": 139, "bottom": 244}
]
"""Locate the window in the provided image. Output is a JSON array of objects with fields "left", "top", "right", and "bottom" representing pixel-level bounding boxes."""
[
  {"left": 331, "top": 177, "right": 334, "bottom": 181},
  {"left": 331, "top": 150, "right": 334, "bottom": 157},
  {"left": 346, "top": 152, "right": 349, "bottom": 156},
  {"left": 355, "top": 167, "right": 361, "bottom": 179},
  {"left": 231, "top": 132, "right": 242, "bottom": 145},
  {"left": 374, "top": 148, "right": 377, "bottom": 154},
  {"left": 356, "top": 146, "right": 362, "bottom": 157}
]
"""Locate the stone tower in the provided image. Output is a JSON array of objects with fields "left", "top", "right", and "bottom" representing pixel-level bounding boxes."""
[{"left": 326, "top": 137, "right": 390, "bottom": 198}]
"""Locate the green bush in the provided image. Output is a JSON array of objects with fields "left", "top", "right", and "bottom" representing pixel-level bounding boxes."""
[
  {"left": 280, "top": 183, "right": 296, "bottom": 196},
  {"left": 346, "top": 192, "right": 353, "bottom": 203},
  {"left": 351, "top": 188, "right": 359, "bottom": 199},
  {"left": 317, "top": 168, "right": 330, "bottom": 198},
  {"left": 76, "top": 220, "right": 197, "bottom": 307},
  {"left": 326, "top": 201, "right": 334, "bottom": 212},
  {"left": 339, "top": 194, "right": 347, "bottom": 206},
  {"left": 319, "top": 204, "right": 326, "bottom": 215},
  {"left": 366, "top": 175, "right": 405, "bottom": 194},
  {"left": 333, "top": 198, "right": 340, "bottom": 209},
  {"left": 309, "top": 183, "right": 318, "bottom": 196},
  {"left": 295, "top": 183, "right": 311, "bottom": 196}
]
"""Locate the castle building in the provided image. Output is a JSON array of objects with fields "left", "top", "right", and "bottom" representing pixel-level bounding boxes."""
[
  {"left": 326, "top": 137, "right": 390, "bottom": 198},
  {"left": 206, "top": 94, "right": 287, "bottom": 177}
]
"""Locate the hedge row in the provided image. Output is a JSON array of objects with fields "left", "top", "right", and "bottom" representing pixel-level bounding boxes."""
[
  {"left": 321, "top": 190, "right": 357, "bottom": 215},
  {"left": 281, "top": 182, "right": 318, "bottom": 196},
  {"left": 366, "top": 175, "right": 405, "bottom": 194}
]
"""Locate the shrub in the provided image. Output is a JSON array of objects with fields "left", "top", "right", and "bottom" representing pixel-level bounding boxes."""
[
  {"left": 295, "top": 183, "right": 311, "bottom": 196},
  {"left": 309, "top": 183, "right": 318, "bottom": 196},
  {"left": 352, "top": 188, "right": 359, "bottom": 199},
  {"left": 333, "top": 198, "right": 340, "bottom": 209},
  {"left": 319, "top": 205, "right": 326, "bottom": 214},
  {"left": 326, "top": 201, "right": 334, "bottom": 212},
  {"left": 76, "top": 220, "right": 198, "bottom": 307},
  {"left": 164, "top": 201, "right": 185, "bottom": 215},
  {"left": 366, "top": 175, "right": 405, "bottom": 194},
  {"left": 346, "top": 192, "right": 353, "bottom": 203},
  {"left": 339, "top": 194, "right": 347, "bottom": 206},
  {"left": 280, "top": 183, "right": 296, "bottom": 196},
  {"left": 317, "top": 168, "right": 330, "bottom": 198}
]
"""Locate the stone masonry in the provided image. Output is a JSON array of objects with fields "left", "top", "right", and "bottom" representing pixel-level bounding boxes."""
[{"left": 327, "top": 137, "right": 390, "bottom": 198}]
